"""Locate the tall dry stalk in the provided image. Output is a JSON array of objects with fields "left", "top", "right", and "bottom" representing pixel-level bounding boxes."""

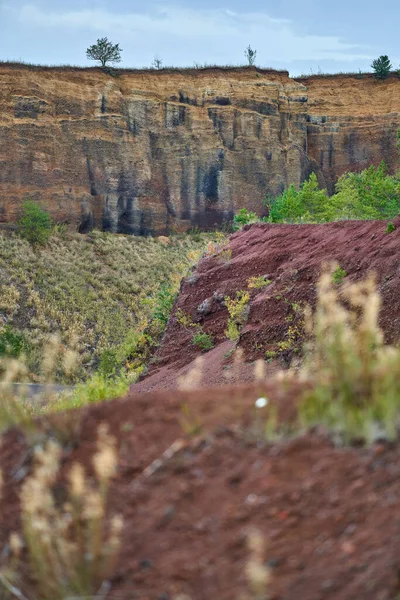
[{"left": 301, "top": 265, "right": 400, "bottom": 442}]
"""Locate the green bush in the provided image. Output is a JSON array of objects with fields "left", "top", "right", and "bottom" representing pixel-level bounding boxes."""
[
  {"left": 371, "top": 55, "right": 392, "bottom": 79},
  {"left": 386, "top": 221, "right": 396, "bottom": 233},
  {"left": 267, "top": 173, "right": 330, "bottom": 223},
  {"left": 331, "top": 265, "right": 347, "bottom": 285},
  {"left": 267, "top": 164, "right": 400, "bottom": 223},
  {"left": 191, "top": 330, "right": 214, "bottom": 351},
  {"left": 18, "top": 200, "right": 52, "bottom": 245},
  {"left": 233, "top": 208, "right": 259, "bottom": 231},
  {"left": 0, "top": 325, "right": 30, "bottom": 357}
]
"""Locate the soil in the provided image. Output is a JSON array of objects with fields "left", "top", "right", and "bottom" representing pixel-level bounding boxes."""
[
  {"left": 133, "top": 219, "right": 400, "bottom": 393},
  {"left": 2, "top": 221, "right": 400, "bottom": 599},
  {"left": 1, "top": 381, "right": 400, "bottom": 600}
]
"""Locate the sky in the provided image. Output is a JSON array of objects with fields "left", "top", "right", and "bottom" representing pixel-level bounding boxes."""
[{"left": 0, "top": 0, "right": 399, "bottom": 76}]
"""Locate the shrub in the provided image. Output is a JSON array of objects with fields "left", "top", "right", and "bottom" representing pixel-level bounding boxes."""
[
  {"left": 386, "top": 221, "right": 396, "bottom": 233},
  {"left": 267, "top": 173, "right": 329, "bottom": 223},
  {"left": 18, "top": 200, "right": 52, "bottom": 245},
  {"left": 300, "top": 267, "right": 400, "bottom": 442},
  {"left": 152, "top": 282, "right": 176, "bottom": 328},
  {"left": 248, "top": 275, "right": 271, "bottom": 289},
  {"left": 233, "top": 208, "right": 259, "bottom": 230},
  {"left": 0, "top": 325, "right": 29, "bottom": 358},
  {"left": 191, "top": 330, "right": 214, "bottom": 351},
  {"left": 371, "top": 55, "right": 392, "bottom": 79},
  {"left": 225, "top": 291, "right": 250, "bottom": 341},
  {"left": 331, "top": 265, "right": 347, "bottom": 285},
  {"left": 267, "top": 164, "right": 400, "bottom": 223}
]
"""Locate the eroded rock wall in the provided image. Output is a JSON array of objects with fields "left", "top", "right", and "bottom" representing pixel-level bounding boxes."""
[
  {"left": 298, "top": 74, "right": 400, "bottom": 193},
  {"left": 0, "top": 66, "right": 308, "bottom": 234},
  {"left": 1, "top": 67, "right": 399, "bottom": 234}
]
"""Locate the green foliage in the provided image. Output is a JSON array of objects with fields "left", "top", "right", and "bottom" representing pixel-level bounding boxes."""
[
  {"left": 244, "top": 45, "right": 257, "bottom": 66},
  {"left": 371, "top": 55, "right": 392, "bottom": 79},
  {"left": 267, "top": 164, "right": 400, "bottom": 223},
  {"left": 191, "top": 330, "right": 214, "bottom": 351},
  {"left": 152, "top": 283, "right": 176, "bottom": 328},
  {"left": 225, "top": 291, "right": 250, "bottom": 341},
  {"left": 18, "top": 200, "right": 52, "bottom": 245},
  {"left": 386, "top": 221, "right": 396, "bottom": 233},
  {"left": 55, "top": 372, "right": 131, "bottom": 411},
  {"left": 247, "top": 275, "right": 271, "bottom": 289},
  {"left": 0, "top": 326, "right": 29, "bottom": 358},
  {"left": 233, "top": 208, "right": 259, "bottom": 231},
  {"left": 267, "top": 173, "right": 329, "bottom": 223},
  {"left": 331, "top": 265, "right": 347, "bottom": 285},
  {"left": 86, "top": 37, "right": 122, "bottom": 68},
  {"left": 332, "top": 163, "right": 400, "bottom": 220}
]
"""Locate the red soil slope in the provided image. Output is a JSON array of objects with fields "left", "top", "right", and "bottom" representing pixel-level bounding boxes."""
[
  {"left": 134, "top": 218, "right": 400, "bottom": 393},
  {"left": 1, "top": 382, "right": 400, "bottom": 600},
  {"left": 2, "top": 221, "right": 400, "bottom": 598}
]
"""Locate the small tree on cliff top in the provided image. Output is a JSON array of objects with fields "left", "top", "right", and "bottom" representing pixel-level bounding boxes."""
[
  {"left": 244, "top": 45, "right": 257, "bottom": 66},
  {"left": 371, "top": 55, "right": 392, "bottom": 79},
  {"left": 86, "top": 37, "right": 122, "bottom": 68}
]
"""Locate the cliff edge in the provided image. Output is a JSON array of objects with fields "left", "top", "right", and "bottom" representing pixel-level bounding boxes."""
[{"left": 0, "top": 66, "right": 399, "bottom": 234}]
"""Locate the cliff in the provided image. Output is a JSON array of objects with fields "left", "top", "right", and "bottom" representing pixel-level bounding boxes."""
[
  {"left": 298, "top": 73, "right": 400, "bottom": 192},
  {"left": 0, "top": 65, "right": 399, "bottom": 234}
]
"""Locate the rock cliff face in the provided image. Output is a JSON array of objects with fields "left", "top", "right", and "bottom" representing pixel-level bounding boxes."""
[
  {"left": 298, "top": 74, "right": 400, "bottom": 193},
  {"left": 0, "top": 66, "right": 399, "bottom": 234}
]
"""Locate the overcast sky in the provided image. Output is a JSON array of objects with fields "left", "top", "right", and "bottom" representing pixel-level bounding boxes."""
[{"left": 0, "top": 0, "right": 398, "bottom": 76}]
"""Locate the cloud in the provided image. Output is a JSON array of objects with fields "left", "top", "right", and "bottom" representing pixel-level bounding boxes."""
[{"left": 16, "top": 3, "right": 371, "bottom": 64}]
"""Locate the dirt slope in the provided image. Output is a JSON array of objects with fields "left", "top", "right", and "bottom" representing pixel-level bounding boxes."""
[
  {"left": 133, "top": 218, "right": 400, "bottom": 393},
  {"left": 1, "top": 382, "right": 400, "bottom": 599}
]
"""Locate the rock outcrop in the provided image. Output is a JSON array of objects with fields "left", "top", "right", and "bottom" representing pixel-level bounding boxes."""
[{"left": 0, "top": 65, "right": 399, "bottom": 234}]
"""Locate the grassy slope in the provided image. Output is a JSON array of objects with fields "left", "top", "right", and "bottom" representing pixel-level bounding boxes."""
[{"left": 0, "top": 230, "right": 218, "bottom": 383}]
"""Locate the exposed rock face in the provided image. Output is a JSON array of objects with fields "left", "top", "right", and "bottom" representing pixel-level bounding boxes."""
[
  {"left": 0, "top": 66, "right": 399, "bottom": 234},
  {"left": 298, "top": 74, "right": 400, "bottom": 193}
]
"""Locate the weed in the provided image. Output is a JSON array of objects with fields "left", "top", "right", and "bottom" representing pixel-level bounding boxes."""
[
  {"left": 331, "top": 265, "right": 347, "bottom": 285},
  {"left": 300, "top": 266, "right": 400, "bottom": 443},
  {"left": 5, "top": 426, "right": 123, "bottom": 600},
  {"left": 191, "top": 330, "right": 214, "bottom": 352},
  {"left": 233, "top": 208, "right": 259, "bottom": 231},
  {"left": 248, "top": 275, "right": 271, "bottom": 289},
  {"left": 386, "top": 221, "right": 396, "bottom": 233},
  {"left": 224, "top": 291, "right": 250, "bottom": 341},
  {"left": 179, "top": 402, "right": 203, "bottom": 436},
  {"left": 175, "top": 308, "right": 195, "bottom": 329}
]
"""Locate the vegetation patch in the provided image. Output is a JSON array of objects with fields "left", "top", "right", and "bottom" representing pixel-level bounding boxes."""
[
  {"left": 0, "top": 229, "right": 219, "bottom": 383},
  {"left": 225, "top": 291, "right": 250, "bottom": 341}
]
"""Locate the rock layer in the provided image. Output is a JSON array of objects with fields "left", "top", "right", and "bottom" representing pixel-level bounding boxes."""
[{"left": 0, "top": 66, "right": 399, "bottom": 234}]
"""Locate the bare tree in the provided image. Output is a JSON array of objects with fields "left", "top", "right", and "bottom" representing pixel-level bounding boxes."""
[
  {"left": 151, "top": 55, "right": 163, "bottom": 70},
  {"left": 86, "top": 37, "right": 122, "bottom": 68},
  {"left": 244, "top": 45, "right": 257, "bottom": 66}
]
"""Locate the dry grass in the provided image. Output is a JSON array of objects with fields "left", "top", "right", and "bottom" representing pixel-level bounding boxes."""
[
  {"left": 300, "top": 265, "right": 400, "bottom": 442},
  {"left": 0, "top": 425, "right": 122, "bottom": 600},
  {"left": 0, "top": 230, "right": 217, "bottom": 383}
]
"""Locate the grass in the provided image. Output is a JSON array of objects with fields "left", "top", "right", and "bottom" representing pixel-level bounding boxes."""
[
  {"left": 225, "top": 291, "right": 250, "bottom": 341},
  {"left": 300, "top": 266, "right": 400, "bottom": 443},
  {"left": 0, "top": 229, "right": 218, "bottom": 384},
  {"left": 0, "top": 426, "right": 123, "bottom": 600},
  {"left": 0, "top": 60, "right": 288, "bottom": 75}
]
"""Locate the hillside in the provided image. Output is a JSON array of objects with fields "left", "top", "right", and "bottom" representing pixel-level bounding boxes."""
[
  {"left": 0, "top": 229, "right": 216, "bottom": 382},
  {"left": 1, "top": 64, "right": 399, "bottom": 234},
  {"left": 2, "top": 220, "right": 400, "bottom": 598},
  {"left": 133, "top": 218, "right": 400, "bottom": 393}
]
